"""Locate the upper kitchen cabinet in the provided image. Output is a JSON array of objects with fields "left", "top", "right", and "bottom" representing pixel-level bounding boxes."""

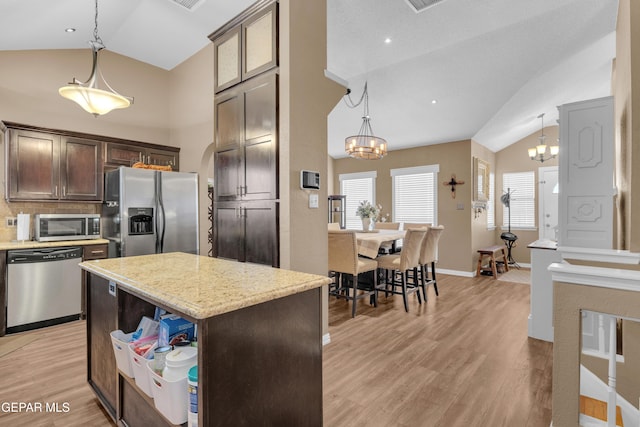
[
  {"left": 60, "top": 136, "right": 103, "bottom": 201},
  {"left": 104, "top": 142, "right": 179, "bottom": 171},
  {"left": 5, "top": 125, "right": 103, "bottom": 202},
  {"left": 212, "top": 1, "right": 278, "bottom": 93},
  {"left": 214, "top": 72, "right": 277, "bottom": 201}
]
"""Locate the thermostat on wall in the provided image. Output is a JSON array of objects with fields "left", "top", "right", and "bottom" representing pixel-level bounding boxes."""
[{"left": 300, "top": 170, "right": 320, "bottom": 190}]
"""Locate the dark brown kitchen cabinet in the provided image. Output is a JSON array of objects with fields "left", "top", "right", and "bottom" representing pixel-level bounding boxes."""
[
  {"left": 60, "top": 137, "right": 103, "bottom": 201},
  {"left": 104, "top": 142, "right": 179, "bottom": 171},
  {"left": 214, "top": 71, "right": 277, "bottom": 201},
  {"left": 214, "top": 200, "right": 278, "bottom": 267},
  {"left": 6, "top": 128, "right": 103, "bottom": 202},
  {"left": 212, "top": 2, "right": 278, "bottom": 94}
]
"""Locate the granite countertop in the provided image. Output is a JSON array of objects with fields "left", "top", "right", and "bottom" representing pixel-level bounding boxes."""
[
  {"left": 80, "top": 252, "right": 332, "bottom": 319},
  {"left": 0, "top": 238, "right": 109, "bottom": 251}
]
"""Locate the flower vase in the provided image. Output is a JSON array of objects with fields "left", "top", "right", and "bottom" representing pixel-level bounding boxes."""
[{"left": 362, "top": 217, "right": 371, "bottom": 231}]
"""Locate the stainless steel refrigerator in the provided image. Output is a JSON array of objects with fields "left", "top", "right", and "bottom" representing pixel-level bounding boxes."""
[{"left": 102, "top": 167, "right": 199, "bottom": 258}]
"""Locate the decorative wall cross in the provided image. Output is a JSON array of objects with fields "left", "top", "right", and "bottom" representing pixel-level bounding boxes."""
[{"left": 443, "top": 174, "right": 464, "bottom": 198}]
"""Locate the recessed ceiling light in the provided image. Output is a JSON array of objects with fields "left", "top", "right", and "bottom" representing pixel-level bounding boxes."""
[
  {"left": 431, "top": 99, "right": 437, "bottom": 104},
  {"left": 65, "top": 28, "right": 76, "bottom": 33},
  {"left": 384, "top": 38, "right": 392, "bottom": 44}
]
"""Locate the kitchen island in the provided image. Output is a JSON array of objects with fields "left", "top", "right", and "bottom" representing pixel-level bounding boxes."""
[{"left": 80, "top": 252, "right": 331, "bottom": 427}]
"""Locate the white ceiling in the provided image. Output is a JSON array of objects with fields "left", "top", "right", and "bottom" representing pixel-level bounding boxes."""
[{"left": 0, "top": 0, "right": 619, "bottom": 158}]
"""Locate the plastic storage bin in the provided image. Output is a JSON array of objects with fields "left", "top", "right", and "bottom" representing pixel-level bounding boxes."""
[
  {"left": 110, "top": 330, "right": 134, "bottom": 378},
  {"left": 147, "top": 361, "right": 189, "bottom": 425},
  {"left": 128, "top": 337, "right": 157, "bottom": 397}
]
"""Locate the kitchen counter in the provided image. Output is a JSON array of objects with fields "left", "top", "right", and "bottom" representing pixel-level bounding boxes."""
[
  {"left": 82, "top": 253, "right": 330, "bottom": 426},
  {"left": 80, "top": 252, "right": 330, "bottom": 319},
  {"left": 528, "top": 239, "right": 562, "bottom": 342},
  {"left": 0, "top": 238, "right": 109, "bottom": 251}
]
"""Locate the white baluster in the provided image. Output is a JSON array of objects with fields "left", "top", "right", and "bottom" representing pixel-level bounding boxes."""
[
  {"left": 598, "top": 313, "right": 606, "bottom": 354},
  {"left": 607, "top": 315, "right": 617, "bottom": 427}
]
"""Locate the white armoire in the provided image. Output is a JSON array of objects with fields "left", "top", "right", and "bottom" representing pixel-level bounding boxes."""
[{"left": 558, "top": 96, "right": 615, "bottom": 249}]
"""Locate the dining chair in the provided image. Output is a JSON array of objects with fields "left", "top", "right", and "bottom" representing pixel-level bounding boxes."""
[
  {"left": 328, "top": 230, "right": 378, "bottom": 317},
  {"left": 375, "top": 228, "right": 427, "bottom": 312},
  {"left": 402, "top": 222, "right": 431, "bottom": 230},
  {"left": 417, "top": 225, "right": 445, "bottom": 299},
  {"left": 328, "top": 222, "right": 341, "bottom": 230}
]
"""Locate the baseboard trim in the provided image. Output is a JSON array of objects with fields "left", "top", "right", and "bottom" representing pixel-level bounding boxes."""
[{"left": 438, "top": 268, "right": 475, "bottom": 277}]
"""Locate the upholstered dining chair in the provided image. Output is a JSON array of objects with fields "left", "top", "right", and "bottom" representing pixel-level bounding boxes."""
[
  {"left": 402, "top": 223, "right": 431, "bottom": 230},
  {"left": 328, "top": 230, "right": 378, "bottom": 317},
  {"left": 328, "top": 222, "right": 341, "bottom": 230},
  {"left": 418, "top": 225, "right": 445, "bottom": 299},
  {"left": 375, "top": 228, "right": 427, "bottom": 312}
]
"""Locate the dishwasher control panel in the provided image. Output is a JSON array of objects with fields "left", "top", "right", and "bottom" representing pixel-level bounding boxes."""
[{"left": 7, "top": 247, "right": 83, "bottom": 264}]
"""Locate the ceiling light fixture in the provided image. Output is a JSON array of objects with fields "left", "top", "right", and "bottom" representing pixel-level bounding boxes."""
[
  {"left": 528, "top": 113, "right": 558, "bottom": 163},
  {"left": 58, "top": 0, "right": 133, "bottom": 117},
  {"left": 343, "top": 82, "right": 388, "bottom": 160},
  {"left": 65, "top": 28, "right": 76, "bottom": 33}
]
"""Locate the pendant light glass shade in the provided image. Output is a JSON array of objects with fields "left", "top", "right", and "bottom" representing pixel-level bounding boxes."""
[
  {"left": 528, "top": 113, "right": 558, "bottom": 163},
  {"left": 343, "top": 82, "right": 387, "bottom": 160},
  {"left": 59, "top": 0, "right": 133, "bottom": 116}
]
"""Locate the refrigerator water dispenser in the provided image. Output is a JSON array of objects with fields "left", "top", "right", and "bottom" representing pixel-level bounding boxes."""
[{"left": 129, "top": 208, "right": 154, "bottom": 235}]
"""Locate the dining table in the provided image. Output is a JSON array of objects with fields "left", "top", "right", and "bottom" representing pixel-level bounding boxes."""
[{"left": 356, "top": 229, "right": 406, "bottom": 259}]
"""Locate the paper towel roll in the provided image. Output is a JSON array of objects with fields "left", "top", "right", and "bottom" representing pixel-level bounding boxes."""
[{"left": 16, "top": 213, "right": 30, "bottom": 241}]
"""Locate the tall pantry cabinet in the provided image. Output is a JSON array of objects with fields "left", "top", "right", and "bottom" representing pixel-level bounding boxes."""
[{"left": 210, "top": 0, "right": 279, "bottom": 267}]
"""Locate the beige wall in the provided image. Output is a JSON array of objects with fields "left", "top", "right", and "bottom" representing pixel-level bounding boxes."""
[
  {"left": 333, "top": 140, "right": 474, "bottom": 273},
  {"left": 470, "top": 141, "right": 497, "bottom": 269},
  {"left": 615, "top": 0, "right": 640, "bottom": 252},
  {"left": 494, "top": 125, "right": 559, "bottom": 264}
]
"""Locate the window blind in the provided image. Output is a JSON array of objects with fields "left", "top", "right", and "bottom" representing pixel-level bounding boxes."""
[
  {"left": 340, "top": 172, "right": 376, "bottom": 229},
  {"left": 502, "top": 171, "right": 535, "bottom": 229},
  {"left": 391, "top": 165, "right": 439, "bottom": 225}
]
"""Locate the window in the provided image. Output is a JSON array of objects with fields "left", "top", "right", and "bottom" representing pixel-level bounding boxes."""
[
  {"left": 339, "top": 171, "right": 376, "bottom": 229},
  {"left": 487, "top": 172, "right": 495, "bottom": 229},
  {"left": 502, "top": 171, "right": 535, "bottom": 229},
  {"left": 391, "top": 165, "right": 439, "bottom": 225}
]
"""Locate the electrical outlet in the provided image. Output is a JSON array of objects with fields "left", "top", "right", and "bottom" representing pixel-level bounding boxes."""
[
  {"left": 5, "top": 217, "right": 17, "bottom": 227},
  {"left": 456, "top": 203, "right": 464, "bottom": 210}
]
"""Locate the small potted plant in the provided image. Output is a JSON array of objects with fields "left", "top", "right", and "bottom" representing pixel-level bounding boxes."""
[{"left": 356, "top": 201, "right": 380, "bottom": 231}]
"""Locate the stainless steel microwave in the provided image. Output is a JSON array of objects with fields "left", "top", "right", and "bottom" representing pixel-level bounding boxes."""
[{"left": 35, "top": 214, "right": 101, "bottom": 242}]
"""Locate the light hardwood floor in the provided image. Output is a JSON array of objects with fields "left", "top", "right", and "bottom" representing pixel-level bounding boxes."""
[{"left": 0, "top": 273, "right": 552, "bottom": 426}]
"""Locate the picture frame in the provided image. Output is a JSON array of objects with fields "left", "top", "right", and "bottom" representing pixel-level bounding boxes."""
[{"left": 474, "top": 157, "right": 490, "bottom": 202}]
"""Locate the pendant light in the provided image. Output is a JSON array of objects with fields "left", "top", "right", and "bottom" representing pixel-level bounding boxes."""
[
  {"left": 343, "top": 82, "right": 388, "bottom": 160},
  {"left": 528, "top": 113, "right": 558, "bottom": 162},
  {"left": 59, "top": 0, "right": 133, "bottom": 116}
]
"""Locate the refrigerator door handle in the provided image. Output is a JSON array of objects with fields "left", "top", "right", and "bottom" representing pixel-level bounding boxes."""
[{"left": 157, "top": 172, "right": 166, "bottom": 253}]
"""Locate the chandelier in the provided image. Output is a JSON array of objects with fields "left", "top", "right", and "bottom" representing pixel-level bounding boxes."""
[
  {"left": 59, "top": 0, "right": 133, "bottom": 116},
  {"left": 528, "top": 113, "right": 558, "bottom": 162},
  {"left": 343, "top": 82, "right": 387, "bottom": 160}
]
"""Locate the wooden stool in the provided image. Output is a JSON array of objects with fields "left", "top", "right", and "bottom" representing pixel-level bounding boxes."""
[{"left": 476, "top": 245, "right": 509, "bottom": 278}]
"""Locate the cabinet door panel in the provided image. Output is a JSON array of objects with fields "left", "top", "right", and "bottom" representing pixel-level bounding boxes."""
[
  {"left": 146, "top": 149, "right": 178, "bottom": 170},
  {"left": 243, "top": 139, "right": 276, "bottom": 200},
  {"left": 215, "top": 148, "right": 243, "bottom": 200},
  {"left": 214, "top": 203, "right": 243, "bottom": 261},
  {"left": 215, "top": 90, "right": 243, "bottom": 150},
  {"left": 244, "top": 73, "right": 276, "bottom": 142},
  {"left": 105, "top": 142, "right": 144, "bottom": 167},
  {"left": 61, "top": 137, "right": 103, "bottom": 200},
  {"left": 214, "top": 26, "right": 242, "bottom": 93},
  {"left": 8, "top": 130, "right": 60, "bottom": 200},
  {"left": 242, "top": 3, "right": 277, "bottom": 81},
  {"left": 244, "top": 201, "right": 278, "bottom": 267}
]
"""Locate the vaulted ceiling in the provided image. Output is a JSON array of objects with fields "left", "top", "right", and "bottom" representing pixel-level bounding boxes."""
[{"left": 0, "top": 0, "right": 619, "bottom": 158}]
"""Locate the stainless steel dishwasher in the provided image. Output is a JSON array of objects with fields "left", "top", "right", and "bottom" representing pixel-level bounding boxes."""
[{"left": 6, "top": 246, "right": 83, "bottom": 334}]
